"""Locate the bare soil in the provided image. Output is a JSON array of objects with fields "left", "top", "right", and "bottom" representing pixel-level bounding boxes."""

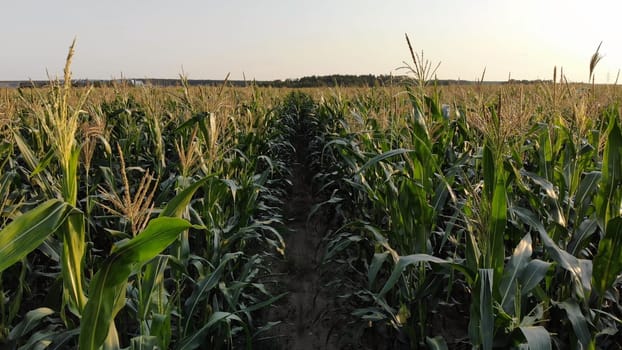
[
  {"left": 255, "top": 160, "right": 344, "bottom": 349},
  {"left": 253, "top": 125, "right": 361, "bottom": 350}
]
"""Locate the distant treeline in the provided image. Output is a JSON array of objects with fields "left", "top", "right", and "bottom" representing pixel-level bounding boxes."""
[{"left": 6, "top": 75, "right": 553, "bottom": 89}]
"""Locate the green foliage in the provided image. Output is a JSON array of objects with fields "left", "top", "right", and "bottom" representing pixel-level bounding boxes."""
[
  {"left": 310, "top": 79, "right": 622, "bottom": 349},
  {"left": 79, "top": 217, "right": 195, "bottom": 350},
  {"left": 0, "top": 200, "right": 70, "bottom": 273},
  {"left": 4, "top": 47, "right": 622, "bottom": 349}
]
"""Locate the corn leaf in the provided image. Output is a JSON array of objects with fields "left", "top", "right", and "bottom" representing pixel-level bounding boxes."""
[
  {"left": 555, "top": 300, "right": 591, "bottom": 348},
  {"left": 79, "top": 217, "right": 195, "bottom": 350},
  {"left": 595, "top": 111, "right": 622, "bottom": 228},
  {"left": 47, "top": 329, "right": 80, "bottom": 350},
  {"left": 182, "top": 252, "right": 242, "bottom": 336},
  {"left": 519, "top": 326, "right": 551, "bottom": 350},
  {"left": 61, "top": 212, "right": 87, "bottom": 315},
  {"left": 139, "top": 255, "right": 169, "bottom": 321},
  {"left": 592, "top": 217, "right": 622, "bottom": 297},
  {"left": 356, "top": 148, "right": 414, "bottom": 175},
  {"left": 160, "top": 176, "right": 211, "bottom": 218},
  {"left": 425, "top": 336, "right": 448, "bottom": 350},
  {"left": 8, "top": 307, "right": 55, "bottom": 341},
  {"left": 0, "top": 199, "right": 70, "bottom": 273},
  {"left": 519, "top": 260, "right": 551, "bottom": 295},
  {"left": 178, "top": 312, "right": 242, "bottom": 350},
  {"left": 480, "top": 269, "right": 494, "bottom": 350},
  {"left": 574, "top": 171, "right": 600, "bottom": 216},
  {"left": 511, "top": 207, "right": 590, "bottom": 296},
  {"left": 378, "top": 254, "right": 448, "bottom": 297},
  {"left": 483, "top": 142, "right": 495, "bottom": 201},
  {"left": 499, "top": 234, "right": 532, "bottom": 313},
  {"left": 489, "top": 167, "right": 507, "bottom": 281},
  {"left": 368, "top": 252, "right": 390, "bottom": 290}
]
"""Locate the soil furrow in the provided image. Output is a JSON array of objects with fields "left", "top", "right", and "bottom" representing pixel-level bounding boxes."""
[{"left": 256, "top": 136, "right": 345, "bottom": 349}]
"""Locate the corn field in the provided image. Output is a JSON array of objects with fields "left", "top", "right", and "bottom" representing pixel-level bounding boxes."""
[{"left": 2, "top": 44, "right": 622, "bottom": 350}]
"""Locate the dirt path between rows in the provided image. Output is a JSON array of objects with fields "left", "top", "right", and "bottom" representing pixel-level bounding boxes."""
[{"left": 256, "top": 139, "right": 348, "bottom": 349}]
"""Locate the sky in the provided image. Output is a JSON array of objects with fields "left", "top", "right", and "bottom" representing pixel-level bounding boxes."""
[{"left": 1, "top": 0, "right": 621, "bottom": 83}]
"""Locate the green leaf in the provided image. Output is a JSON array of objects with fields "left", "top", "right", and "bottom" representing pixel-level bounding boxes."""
[
  {"left": 596, "top": 111, "right": 622, "bottom": 228},
  {"left": 368, "top": 252, "right": 389, "bottom": 289},
  {"left": 512, "top": 207, "right": 590, "bottom": 296},
  {"left": 239, "top": 292, "right": 287, "bottom": 314},
  {"left": 568, "top": 219, "right": 598, "bottom": 256},
  {"left": 30, "top": 148, "right": 55, "bottom": 178},
  {"left": 13, "top": 132, "right": 44, "bottom": 175},
  {"left": 499, "top": 233, "right": 532, "bottom": 314},
  {"left": 8, "top": 307, "right": 55, "bottom": 340},
  {"left": 356, "top": 148, "right": 414, "bottom": 175},
  {"left": 160, "top": 176, "right": 211, "bottom": 218},
  {"left": 592, "top": 217, "right": 622, "bottom": 296},
  {"left": 555, "top": 300, "right": 591, "bottom": 348},
  {"left": 130, "top": 336, "right": 160, "bottom": 350},
  {"left": 538, "top": 227, "right": 591, "bottom": 297},
  {"left": 483, "top": 142, "right": 495, "bottom": 201},
  {"left": 178, "top": 312, "right": 242, "bottom": 350},
  {"left": 511, "top": 207, "right": 546, "bottom": 237},
  {"left": 139, "top": 255, "right": 169, "bottom": 321},
  {"left": 519, "top": 260, "right": 551, "bottom": 295},
  {"left": 479, "top": 269, "right": 494, "bottom": 350},
  {"left": 521, "top": 170, "right": 565, "bottom": 227},
  {"left": 0, "top": 199, "right": 70, "bottom": 273},
  {"left": 79, "top": 217, "right": 195, "bottom": 350},
  {"left": 575, "top": 171, "right": 601, "bottom": 214},
  {"left": 425, "top": 336, "right": 448, "bottom": 350},
  {"left": 489, "top": 166, "right": 507, "bottom": 280},
  {"left": 519, "top": 326, "right": 551, "bottom": 350},
  {"left": 61, "top": 211, "right": 87, "bottom": 315},
  {"left": 14, "top": 329, "right": 56, "bottom": 350},
  {"left": 378, "top": 254, "right": 448, "bottom": 297},
  {"left": 182, "top": 252, "right": 242, "bottom": 336},
  {"left": 48, "top": 329, "right": 80, "bottom": 350}
]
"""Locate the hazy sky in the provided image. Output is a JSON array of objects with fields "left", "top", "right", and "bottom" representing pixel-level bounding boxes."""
[{"left": 1, "top": 0, "right": 621, "bottom": 82}]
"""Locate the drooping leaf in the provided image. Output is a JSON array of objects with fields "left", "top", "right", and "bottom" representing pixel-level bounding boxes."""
[
  {"left": 79, "top": 217, "right": 195, "bottom": 350},
  {"left": 0, "top": 199, "right": 70, "bottom": 273},
  {"left": 8, "top": 307, "right": 55, "bottom": 341},
  {"left": 356, "top": 148, "right": 414, "bottom": 175},
  {"left": 48, "top": 329, "right": 81, "bottom": 350},
  {"left": 555, "top": 300, "right": 591, "bottom": 348},
  {"left": 538, "top": 228, "right": 591, "bottom": 297},
  {"left": 182, "top": 252, "right": 242, "bottom": 336},
  {"left": 368, "top": 252, "right": 389, "bottom": 289},
  {"left": 159, "top": 176, "right": 211, "bottom": 218},
  {"left": 512, "top": 207, "right": 590, "bottom": 296},
  {"left": 178, "top": 312, "right": 242, "bottom": 350},
  {"left": 568, "top": 218, "right": 598, "bottom": 256},
  {"left": 499, "top": 233, "right": 532, "bottom": 314},
  {"left": 574, "top": 171, "right": 600, "bottom": 215},
  {"left": 520, "top": 170, "right": 565, "bottom": 227},
  {"left": 378, "top": 254, "right": 448, "bottom": 297},
  {"left": 519, "top": 259, "right": 551, "bottom": 295}
]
